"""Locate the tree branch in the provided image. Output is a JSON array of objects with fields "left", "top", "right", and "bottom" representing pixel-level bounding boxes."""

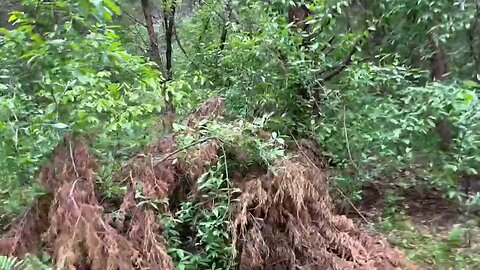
[
  {"left": 123, "top": 9, "right": 147, "bottom": 27},
  {"left": 319, "top": 19, "right": 379, "bottom": 82},
  {"left": 173, "top": 21, "right": 189, "bottom": 58},
  {"left": 320, "top": 40, "right": 360, "bottom": 81},
  {"left": 468, "top": 0, "right": 480, "bottom": 72},
  {"left": 173, "top": 21, "right": 201, "bottom": 70}
]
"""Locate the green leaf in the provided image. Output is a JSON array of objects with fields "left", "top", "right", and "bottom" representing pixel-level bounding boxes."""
[
  {"left": 47, "top": 39, "right": 66, "bottom": 46},
  {"left": 463, "top": 80, "right": 479, "bottom": 89},
  {"left": 51, "top": 123, "right": 69, "bottom": 129},
  {"left": 460, "top": 90, "right": 475, "bottom": 104},
  {"left": 8, "top": 12, "right": 19, "bottom": 22},
  {"left": 104, "top": 0, "right": 121, "bottom": 15}
]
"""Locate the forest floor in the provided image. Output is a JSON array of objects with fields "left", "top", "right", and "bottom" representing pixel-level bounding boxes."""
[{"left": 348, "top": 185, "right": 480, "bottom": 269}]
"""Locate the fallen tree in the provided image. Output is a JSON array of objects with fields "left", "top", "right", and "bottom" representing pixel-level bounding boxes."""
[{"left": 0, "top": 97, "right": 418, "bottom": 270}]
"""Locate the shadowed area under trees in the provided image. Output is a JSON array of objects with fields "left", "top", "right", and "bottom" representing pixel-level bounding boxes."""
[{"left": 0, "top": 0, "right": 479, "bottom": 269}]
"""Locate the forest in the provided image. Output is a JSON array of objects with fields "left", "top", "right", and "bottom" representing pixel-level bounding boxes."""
[{"left": 0, "top": 0, "right": 479, "bottom": 269}]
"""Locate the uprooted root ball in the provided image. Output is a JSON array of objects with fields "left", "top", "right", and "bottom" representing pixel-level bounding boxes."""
[
  {"left": 233, "top": 140, "right": 409, "bottom": 270},
  {"left": 0, "top": 96, "right": 416, "bottom": 270}
]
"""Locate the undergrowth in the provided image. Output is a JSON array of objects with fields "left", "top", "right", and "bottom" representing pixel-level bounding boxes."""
[
  {"left": 162, "top": 163, "right": 237, "bottom": 270},
  {"left": 0, "top": 254, "right": 49, "bottom": 270},
  {"left": 380, "top": 215, "right": 480, "bottom": 269}
]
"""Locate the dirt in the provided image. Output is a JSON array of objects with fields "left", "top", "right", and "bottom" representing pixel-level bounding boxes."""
[
  {"left": 351, "top": 181, "right": 467, "bottom": 231},
  {"left": 0, "top": 96, "right": 418, "bottom": 269}
]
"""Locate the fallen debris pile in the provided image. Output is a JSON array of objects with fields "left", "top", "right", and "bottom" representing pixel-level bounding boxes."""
[
  {"left": 233, "top": 138, "right": 408, "bottom": 269},
  {"left": 0, "top": 97, "right": 417, "bottom": 269}
]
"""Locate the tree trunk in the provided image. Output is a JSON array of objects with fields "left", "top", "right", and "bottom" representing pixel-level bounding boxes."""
[
  {"left": 468, "top": 0, "right": 480, "bottom": 74},
  {"left": 161, "top": 0, "right": 177, "bottom": 119},
  {"left": 163, "top": 2, "right": 176, "bottom": 81},
  {"left": 141, "top": 0, "right": 175, "bottom": 127},
  {"left": 427, "top": 32, "right": 451, "bottom": 152},
  {"left": 428, "top": 33, "right": 448, "bottom": 81},
  {"left": 219, "top": 0, "right": 233, "bottom": 50},
  {"left": 141, "top": 0, "right": 163, "bottom": 71}
]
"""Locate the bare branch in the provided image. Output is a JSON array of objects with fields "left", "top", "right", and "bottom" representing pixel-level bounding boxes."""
[{"left": 123, "top": 9, "right": 147, "bottom": 27}]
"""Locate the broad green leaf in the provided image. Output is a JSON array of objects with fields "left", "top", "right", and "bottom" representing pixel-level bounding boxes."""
[{"left": 104, "top": 0, "right": 121, "bottom": 15}]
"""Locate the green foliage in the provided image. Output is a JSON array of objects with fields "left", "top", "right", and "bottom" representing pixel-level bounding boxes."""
[
  {"left": 0, "top": 0, "right": 167, "bottom": 213},
  {"left": 319, "top": 73, "right": 480, "bottom": 201},
  {"left": 161, "top": 116, "right": 285, "bottom": 270},
  {"left": 1, "top": 0, "right": 480, "bottom": 268},
  {"left": 380, "top": 215, "right": 480, "bottom": 268},
  {"left": 162, "top": 164, "right": 236, "bottom": 270},
  {"left": 174, "top": 0, "right": 480, "bottom": 206},
  {"left": 0, "top": 255, "right": 50, "bottom": 270},
  {"left": 0, "top": 256, "right": 22, "bottom": 270}
]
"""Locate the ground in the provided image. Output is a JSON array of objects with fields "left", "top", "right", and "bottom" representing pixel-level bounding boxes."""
[{"left": 347, "top": 183, "right": 480, "bottom": 269}]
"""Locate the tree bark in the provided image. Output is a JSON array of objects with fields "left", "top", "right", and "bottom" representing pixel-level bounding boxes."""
[
  {"left": 427, "top": 31, "right": 452, "bottom": 152},
  {"left": 468, "top": 0, "right": 480, "bottom": 74},
  {"left": 219, "top": 0, "right": 233, "bottom": 50},
  {"left": 141, "top": 0, "right": 164, "bottom": 72},
  {"left": 428, "top": 33, "right": 448, "bottom": 81},
  {"left": 159, "top": 0, "right": 177, "bottom": 119},
  {"left": 141, "top": 0, "right": 175, "bottom": 127},
  {"left": 163, "top": 2, "right": 176, "bottom": 81}
]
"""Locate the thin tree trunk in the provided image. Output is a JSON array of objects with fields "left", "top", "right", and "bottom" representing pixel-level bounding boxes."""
[
  {"left": 219, "top": 0, "right": 232, "bottom": 50},
  {"left": 141, "top": 0, "right": 163, "bottom": 71},
  {"left": 468, "top": 0, "right": 480, "bottom": 74},
  {"left": 428, "top": 33, "right": 448, "bottom": 81},
  {"left": 163, "top": 3, "right": 176, "bottom": 81},
  {"left": 161, "top": 0, "right": 177, "bottom": 120},
  {"left": 428, "top": 29, "right": 452, "bottom": 152},
  {"left": 141, "top": 0, "right": 175, "bottom": 129}
]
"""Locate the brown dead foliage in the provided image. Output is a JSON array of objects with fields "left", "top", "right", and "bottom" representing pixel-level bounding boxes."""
[
  {"left": 0, "top": 135, "right": 173, "bottom": 269},
  {"left": 184, "top": 96, "right": 225, "bottom": 128},
  {"left": 122, "top": 135, "right": 182, "bottom": 200},
  {"left": 0, "top": 194, "right": 52, "bottom": 258},
  {"left": 0, "top": 96, "right": 416, "bottom": 270},
  {"left": 44, "top": 135, "right": 174, "bottom": 270},
  {"left": 232, "top": 139, "right": 412, "bottom": 270},
  {"left": 119, "top": 97, "right": 225, "bottom": 216},
  {"left": 121, "top": 96, "right": 225, "bottom": 201}
]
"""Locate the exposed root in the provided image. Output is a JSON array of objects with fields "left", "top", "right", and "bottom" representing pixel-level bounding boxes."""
[
  {"left": 232, "top": 140, "right": 411, "bottom": 270},
  {"left": 0, "top": 96, "right": 416, "bottom": 270},
  {"left": 0, "top": 194, "right": 52, "bottom": 258}
]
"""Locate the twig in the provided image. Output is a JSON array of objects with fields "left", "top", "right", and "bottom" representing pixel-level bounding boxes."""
[
  {"left": 343, "top": 104, "right": 359, "bottom": 171},
  {"left": 319, "top": 18, "right": 380, "bottom": 82},
  {"left": 153, "top": 136, "right": 218, "bottom": 165},
  {"left": 202, "top": 0, "right": 228, "bottom": 22},
  {"left": 219, "top": 143, "right": 237, "bottom": 268},
  {"left": 69, "top": 178, "right": 80, "bottom": 210},
  {"left": 69, "top": 139, "right": 79, "bottom": 178},
  {"left": 173, "top": 21, "right": 189, "bottom": 58},
  {"left": 320, "top": 42, "right": 359, "bottom": 81},
  {"left": 122, "top": 8, "right": 147, "bottom": 27},
  {"left": 130, "top": 22, "right": 150, "bottom": 49},
  {"left": 333, "top": 184, "right": 369, "bottom": 224},
  {"left": 289, "top": 132, "right": 370, "bottom": 225},
  {"left": 173, "top": 21, "right": 201, "bottom": 70}
]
